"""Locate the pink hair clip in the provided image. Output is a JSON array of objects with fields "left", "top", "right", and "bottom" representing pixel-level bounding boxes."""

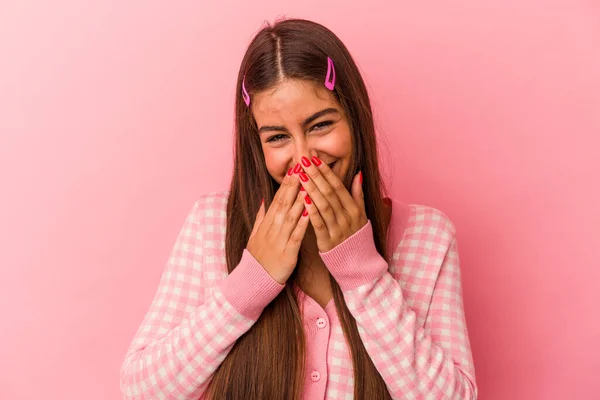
[
  {"left": 324, "top": 56, "right": 336, "bottom": 90},
  {"left": 242, "top": 74, "right": 250, "bottom": 106}
]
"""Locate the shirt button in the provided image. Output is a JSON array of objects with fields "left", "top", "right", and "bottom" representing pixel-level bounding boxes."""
[
  {"left": 316, "top": 317, "right": 327, "bottom": 328},
  {"left": 311, "top": 371, "right": 321, "bottom": 382}
]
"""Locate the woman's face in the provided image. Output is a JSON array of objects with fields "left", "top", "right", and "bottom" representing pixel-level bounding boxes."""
[{"left": 252, "top": 78, "right": 353, "bottom": 184}]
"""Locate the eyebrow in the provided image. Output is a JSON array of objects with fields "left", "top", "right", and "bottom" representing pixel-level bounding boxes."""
[{"left": 257, "top": 107, "right": 340, "bottom": 135}]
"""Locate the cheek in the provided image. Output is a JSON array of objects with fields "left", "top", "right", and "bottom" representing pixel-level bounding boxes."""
[
  {"left": 263, "top": 150, "right": 288, "bottom": 176},
  {"left": 329, "top": 128, "right": 352, "bottom": 157}
]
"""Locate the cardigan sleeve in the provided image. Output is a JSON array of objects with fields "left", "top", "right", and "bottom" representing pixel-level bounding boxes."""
[
  {"left": 320, "top": 219, "right": 478, "bottom": 399},
  {"left": 119, "top": 199, "right": 286, "bottom": 400}
]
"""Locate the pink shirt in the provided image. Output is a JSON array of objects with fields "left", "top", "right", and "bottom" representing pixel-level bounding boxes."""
[{"left": 120, "top": 190, "right": 478, "bottom": 399}]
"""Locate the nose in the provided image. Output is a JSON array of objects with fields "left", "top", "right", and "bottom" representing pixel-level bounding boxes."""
[
  {"left": 290, "top": 134, "right": 323, "bottom": 172},
  {"left": 292, "top": 139, "right": 312, "bottom": 168},
  {"left": 293, "top": 153, "right": 320, "bottom": 172}
]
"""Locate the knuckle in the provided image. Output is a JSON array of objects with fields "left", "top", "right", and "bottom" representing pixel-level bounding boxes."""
[
  {"left": 282, "top": 197, "right": 293, "bottom": 210},
  {"left": 322, "top": 186, "right": 334, "bottom": 198},
  {"left": 307, "top": 168, "right": 320, "bottom": 179},
  {"left": 314, "top": 219, "right": 326, "bottom": 230},
  {"left": 289, "top": 232, "right": 302, "bottom": 245},
  {"left": 284, "top": 174, "right": 295, "bottom": 186},
  {"left": 284, "top": 212, "right": 296, "bottom": 225},
  {"left": 273, "top": 197, "right": 284, "bottom": 209},
  {"left": 331, "top": 180, "right": 344, "bottom": 191}
]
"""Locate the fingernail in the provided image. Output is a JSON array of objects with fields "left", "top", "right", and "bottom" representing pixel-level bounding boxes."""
[
  {"left": 261, "top": 198, "right": 264, "bottom": 205},
  {"left": 301, "top": 156, "right": 311, "bottom": 167},
  {"left": 288, "top": 167, "right": 294, "bottom": 176},
  {"left": 300, "top": 186, "right": 305, "bottom": 191},
  {"left": 299, "top": 172, "right": 309, "bottom": 182},
  {"left": 359, "top": 171, "right": 363, "bottom": 184},
  {"left": 302, "top": 209, "right": 309, "bottom": 217},
  {"left": 311, "top": 156, "right": 322, "bottom": 166},
  {"left": 304, "top": 195, "right": 312, "bottom": 205},
  {"left": 293, "top": 163, "right": 302, "bottom": 173}
]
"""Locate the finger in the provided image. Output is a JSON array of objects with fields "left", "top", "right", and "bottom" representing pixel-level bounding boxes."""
[
  {"left": 285, "top": 197, "right": 311, "bottom": 257},
  {"left": 298, "top": 157, "right": 341, "bottom": 232},
  {"left": 263, "top": 165, "right": 298, "bottom": 227},
  {"left": 278, "top": 185, "right": 308, "bottom": 240},
  {"left": 311, "top": 155, "right": 357, "bottom": 215},
  {"left": 351, "top": 171, "right": 367, "bottom": 227},
  {"left": 249, "top": 198, "right": 265, "bottom": 240},
  {"left": 271, "top": 165, "right": 302, "bottom": 231},
  {"left": 303, "top": 192, "right": 330, "bottom": 241}
]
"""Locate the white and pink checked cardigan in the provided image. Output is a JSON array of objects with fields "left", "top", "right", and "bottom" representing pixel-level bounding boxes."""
[{"left": 120, "top": 190, "right": 478, "bottom": 399}]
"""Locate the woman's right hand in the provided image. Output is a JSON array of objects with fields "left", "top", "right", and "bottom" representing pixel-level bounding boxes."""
[{"left": 246, "top": 167, "right": 310, "bottom": 285}]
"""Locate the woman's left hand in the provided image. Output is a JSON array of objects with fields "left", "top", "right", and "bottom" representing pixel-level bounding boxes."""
[{"left": 298, "top": 155, "right": 368, "bottom": 253}]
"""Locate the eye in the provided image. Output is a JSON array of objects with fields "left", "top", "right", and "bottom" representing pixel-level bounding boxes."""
[
  {"left": 266, "top": 121, "right": 333, "bottom": 143},
  {"left": 267, "top": 134, "right": 287, "bottom": 143},
  {"left": 312, "top": 121, "right": 333, "bottom": 130}
]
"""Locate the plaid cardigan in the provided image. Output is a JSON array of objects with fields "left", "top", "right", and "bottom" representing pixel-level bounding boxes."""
[{"left": 120, "top": 190, "right": 477, "bottom": 399}]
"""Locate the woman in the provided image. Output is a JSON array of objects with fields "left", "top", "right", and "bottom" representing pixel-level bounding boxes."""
[{"left": 120, "top": 18, "right": 478, "bottom": 399}]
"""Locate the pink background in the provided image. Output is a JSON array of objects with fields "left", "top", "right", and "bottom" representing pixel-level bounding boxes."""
[{"left": 1, "top": 1, "right": 599, "bottom": 399}]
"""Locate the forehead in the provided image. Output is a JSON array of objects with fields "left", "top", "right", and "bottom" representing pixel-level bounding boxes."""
[{"left": 252, "top": 79, "right": 338, "bottom": 124}]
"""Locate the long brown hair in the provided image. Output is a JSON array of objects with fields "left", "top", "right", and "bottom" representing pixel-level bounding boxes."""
[{"left": 205, "top": 18, "right": 392, "bottom": 399}]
